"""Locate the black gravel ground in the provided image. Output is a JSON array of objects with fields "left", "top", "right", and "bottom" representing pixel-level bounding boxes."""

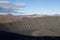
[{"left": 0, "top": 31, "right": 60, "bottom": 40}]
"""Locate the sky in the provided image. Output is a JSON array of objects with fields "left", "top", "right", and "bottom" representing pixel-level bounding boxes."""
[{"left": 0, "top": 0, "right": 60, "bottom": 15}]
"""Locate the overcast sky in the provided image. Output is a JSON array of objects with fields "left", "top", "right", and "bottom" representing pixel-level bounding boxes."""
[{"left": 0, "top": 0, "right": 60, "bottom": 15}]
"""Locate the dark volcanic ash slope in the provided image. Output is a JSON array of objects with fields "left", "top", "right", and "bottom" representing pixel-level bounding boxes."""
[{"left": 1, "top": 16, "right": 60, "bottom": 36}]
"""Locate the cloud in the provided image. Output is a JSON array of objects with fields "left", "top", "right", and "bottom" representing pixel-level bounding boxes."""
[
  {"left": 13, "top": 3, "right": 25, "bottom": 8},
  {"left": 0, "top": 0, "right": 11, "bottom": 13},
  {"left": 0, "top": 1, "right": 10, "bottom": 4},
  {"left": 0, "top": 0, "right": 6, "bottom": 1},
  {"left": 0, "top": 7, "right": 10, "bottom": 13},
  {"left": 10, "top": 2, "right": 25, "bottom": 14},
  {"left": 0, "top": 0, "right": 11, "bottom": 9},
  {"left": 0, "top": 0, "right": 25, "bottom": 15},
  {"left": 0, "top": 0, "right": 7, "bottom": 1}
]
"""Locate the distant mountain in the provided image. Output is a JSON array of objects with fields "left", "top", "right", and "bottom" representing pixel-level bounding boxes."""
[
  {"left": 53, "top": 14, "right": 60, "bottom": 16},
  {"left": 32, "top": 14, "right": 39, "bottom": 16}
]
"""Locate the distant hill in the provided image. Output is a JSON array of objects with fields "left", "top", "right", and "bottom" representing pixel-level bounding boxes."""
[
  {"left": 0, "top": 14, "right": 16, "bottom": 23},
  {"left": 0, "top": 14, "right": 48, "bottom": 23}
]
